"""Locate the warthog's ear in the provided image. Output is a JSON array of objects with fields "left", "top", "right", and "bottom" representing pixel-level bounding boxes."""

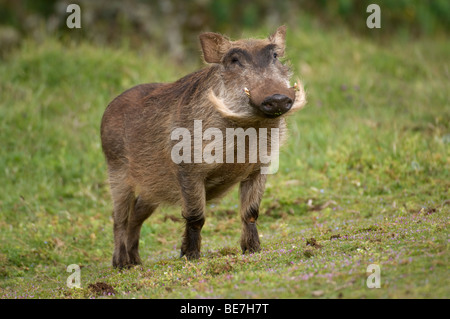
[
  {"left": 199, "top": 32, "right": 231, "bottom": 63},
  {"left": 269, "top": 25, "right": 287, "bottom": 56}
]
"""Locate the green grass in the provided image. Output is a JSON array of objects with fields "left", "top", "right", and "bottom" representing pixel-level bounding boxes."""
[{"left": 0, "top": 25, "right": 449, "bottom": 299}]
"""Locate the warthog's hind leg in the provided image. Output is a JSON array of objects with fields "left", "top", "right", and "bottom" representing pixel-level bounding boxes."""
[{"left": 126, "top": 196, "right": 158, "bottom": 266}]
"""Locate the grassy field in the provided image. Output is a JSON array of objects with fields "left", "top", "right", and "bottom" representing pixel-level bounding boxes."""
[{"left": 0, "top": 24, "right": 449, "bottom": 299}]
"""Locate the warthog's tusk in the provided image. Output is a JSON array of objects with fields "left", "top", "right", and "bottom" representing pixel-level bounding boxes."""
[
  {"left": 289, "top": 78, "right": 307, "bottom": 113},
  {"left": 208, "top": 89, "right": 254, "bottom": 120},
  {"left": 244, "top": 87, "right": 251, "bottom": 97}
]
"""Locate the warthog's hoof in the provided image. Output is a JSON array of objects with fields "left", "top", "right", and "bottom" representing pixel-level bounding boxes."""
[
  {"left": 241, "top": 243, "right": 261, "bottom": 255},
  {"left": 112, "top": 252, "right": 142, "bottom": 269},
  {"left": 180, "top": 250, "right": 201, "bottom": 260},
  {"left": 241, "top": 222, "right": 261, "bottom": 254}
]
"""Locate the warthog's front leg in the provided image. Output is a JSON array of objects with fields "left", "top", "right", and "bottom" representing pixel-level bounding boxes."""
[
  {"left": 239, "top": 171, "right": 267, "bottom": 254},
  {"left": 179, "top": 173, "right": 206, "bottom": 260}
]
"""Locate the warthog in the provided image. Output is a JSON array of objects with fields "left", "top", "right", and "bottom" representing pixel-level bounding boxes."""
[{"left": 101, "top": 26, "right": 306, "bottom": 268}]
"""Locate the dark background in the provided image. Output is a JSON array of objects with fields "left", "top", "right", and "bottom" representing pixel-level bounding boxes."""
[{"left": 1, "top": 0, "right": 449, "bottom": 61}]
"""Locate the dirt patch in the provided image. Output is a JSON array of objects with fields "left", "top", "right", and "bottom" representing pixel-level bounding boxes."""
[
  {"left": 406, "top": 205, "right": 439, "bottom": 215},
  {"left": 359, "top": 225, "right": 383, "bottom": 233},
  {"left": 303, "top": 249, "right": 315, "bottom": 258},
  {"left": 207, "top": 259, "right": 234, "bottom": 275},
  {"left": 306, "top": 237, "right": 322, "bottom": 249},
  {"left": 88, "top": 282, "right": 117, "bottom": 296},
  {"left": 330, "top": 234, "right": 341, "bottom": 240},
  {"left": 421, "top": 207, "right": 437, "bottom": 215}
]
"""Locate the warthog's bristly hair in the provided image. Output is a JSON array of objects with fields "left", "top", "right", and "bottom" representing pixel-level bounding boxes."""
[{"left": 101, "top": 26, "right": 306, "bottom": 268}]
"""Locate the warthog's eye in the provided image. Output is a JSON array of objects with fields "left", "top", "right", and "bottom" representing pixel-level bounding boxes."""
[
  {"left": 273, "top": 52, "right": 278, "bottom": 60},
  {"left": 224, "top": 48, "right": 248, "bottom": 67},
  {"left": 231, "top": 56, "right": 241, "bottom": 65}
]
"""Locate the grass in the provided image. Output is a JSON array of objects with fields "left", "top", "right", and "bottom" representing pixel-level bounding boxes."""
[{"left": 0, "top": 24, "right": 449, "bottom": 299}]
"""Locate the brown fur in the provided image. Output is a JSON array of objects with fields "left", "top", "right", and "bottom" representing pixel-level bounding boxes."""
[{"left": 101, "top": 26, "right": 306, "bottom": 268}]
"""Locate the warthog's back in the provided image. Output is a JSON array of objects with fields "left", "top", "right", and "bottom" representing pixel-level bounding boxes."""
[
  {"left": 101, "top": 82, "right": 185, "bottom": 204},
  {"left": 101, "top": 83, "right": 163, "bottom": 164}
]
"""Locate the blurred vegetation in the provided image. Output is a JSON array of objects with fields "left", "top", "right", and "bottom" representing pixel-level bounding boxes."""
[{"left": 0, "top": 0, "right": 449, "bottom": 60}]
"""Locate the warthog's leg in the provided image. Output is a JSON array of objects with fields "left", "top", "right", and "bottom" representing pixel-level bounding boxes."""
[
  {"left": 239, "top": 171, "right": 267, "bottom": 254},
  {"left": 179, "top": 174, "right": 206, "bottom": 260},
  {"left": 110, "top": 183, "right": 135, "bottom": 268},
  {"left": 126, "top": 196, "right": 158, "bottom": 265}
]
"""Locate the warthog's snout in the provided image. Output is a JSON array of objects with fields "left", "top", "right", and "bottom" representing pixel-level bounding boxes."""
[
  {"left": 260, "top": 94, "right": 293, "bottom": 117},
  {"left": 248, "top": 83, "right": 297, "bottom": 119}
]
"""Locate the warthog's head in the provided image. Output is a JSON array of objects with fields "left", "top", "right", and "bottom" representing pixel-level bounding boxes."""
[{"left": 200, "top": 26, "right": 306, "bottom": 120}]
